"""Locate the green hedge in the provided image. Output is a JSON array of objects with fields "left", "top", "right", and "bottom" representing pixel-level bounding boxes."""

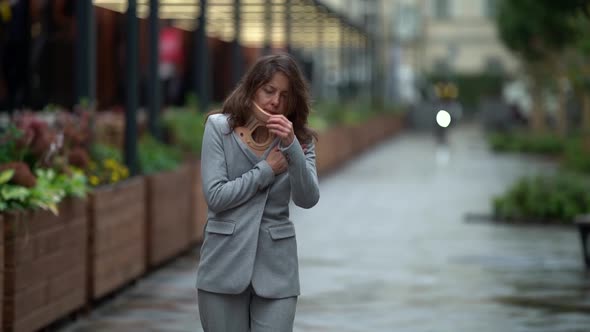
[
  {"left": 162, "top": 108, "right": 206, "bottom": 158},
  {"left": 489, "top": 132, "right": 590, "bottom": 222},
  {"left": 311, "top": 101, "right": 403, "bottom": 131},
  {"left": 564, "top": 139, "right": 590, "bottom": 174},
  {"left": 493, "top": 173, "right": 590, "bottom": 223},
  {"left": 139, "top": 135, "right": 183, "bottom": 175},
  {"left": 488, "top": 131, "right": 590, "bottom": 174},
  {"left": 488, "top": 131, "right": 565, "bottom": 155}
]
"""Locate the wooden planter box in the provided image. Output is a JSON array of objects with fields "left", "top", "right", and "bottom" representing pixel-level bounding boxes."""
[
  {"left": 317, "top": 126, "right": 355, "bottom": 174},
  {"left": 349, "top": 124, "right": 369, "bottom": 156},
  {"left": 87, "top": 177, "right": 146, "bottom": 300},
  {"left": 146, "top": 164, "right": 193, "bottom": 268},
  {"left": 2, "top": 198, "right": 87, "bottom": 332},
  {"left": 315, "top": 114, "right": 404, "bottom": 176},
  {"left": 188, "top": 160, "right": 207, "bottom": 244},
  {"left": 0, "top": 215, "right": 4, "bottom": 331},
  {"left": 316, "top": 129, "right": 339, "bottom": 175}
]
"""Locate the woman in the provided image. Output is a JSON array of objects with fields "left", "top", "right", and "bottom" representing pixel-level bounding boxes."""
[{"left": 196, "top": 54, "right": 320, "bottom": 332}]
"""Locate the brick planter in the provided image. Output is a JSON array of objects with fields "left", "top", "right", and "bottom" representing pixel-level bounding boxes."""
[
  {"left": 316, "top": 114, "right": 404, "bottom": 176},
  {"left": 87, "top": 177, "right": 146, "bottom": 300},
  {"left": 146, "top": 164, "right": 193, "bottom": 268},
  {"left": 0, "top": 215, "right": 4, "bottom": 331},
  {"left": 2, "top": 198, "right": 87, "bottom": 332}
]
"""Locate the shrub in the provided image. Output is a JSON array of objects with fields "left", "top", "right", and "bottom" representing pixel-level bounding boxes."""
[
  {"left": 563, "top": 139, "right": 590, "bottom": 174},
  {"left": 493, "top": 173, "right": 590, "bottom": 222},
  {"left": 488, "top": 131, "right": 565, "bottom": 154},
  {"left": 0, "top": 111, "right": 90, "bottom": 214},
  {"left": 139, "top": 135, "right": 182, "bottom": 175},
  {"left": 161, "top": 108, "right": 206, "bottom": 157},
  {"left": 0, "top": 168, "right": 87, "bottom": 214}
]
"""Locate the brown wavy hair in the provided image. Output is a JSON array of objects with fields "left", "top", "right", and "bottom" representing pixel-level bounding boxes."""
[{"left": 209, "top": 54, "right": 317, "bottom": 143}]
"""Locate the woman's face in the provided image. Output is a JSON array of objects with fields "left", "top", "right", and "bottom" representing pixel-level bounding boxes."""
[{"left": 253, "top": 71, "right": 290, "bottom": 115}]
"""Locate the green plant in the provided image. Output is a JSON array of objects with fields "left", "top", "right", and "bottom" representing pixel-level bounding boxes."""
[
  {"left": 162, "top": 109, "right": 206, "bottom": 157},
  {"left": 493, "top": 173, "right": 590, "bottom": 222},
  {"left": 307, "top": 113, "right": 329, "bottom": 132},
  {"left": 52, "top": 168, "right": 88, "bottom": 198},
  {"left": 0, "top": 168, "right": 87, "bottom": 214},
  {"left": 85, "top": 143, "right": 129, "bottom": 187},
  {"left": 139, "top": 135, "right": 182, "bottom": 175},
  {"left": 563, "top": 139, "right": 590, "bottom": 174},
  {"left": 86, "top": 159, "right": 130, "bottom": 187},
  {"left": 0, "top": 112, "right": 91, "bottom": 214},
  {"left": 488, "top": 131, "right": 565, "bottom": 154},
  {"left": 313, "top": 101, "right": 373, "bottom": 127},
  {"left": 90, "top": 143, "right": 124, "bottom": 163},
  {"left": 0, "top": 169, "right": 32, "bottom": 212},
  {"left": 0, "top": 125, "right": 28, "bottom": 164}
]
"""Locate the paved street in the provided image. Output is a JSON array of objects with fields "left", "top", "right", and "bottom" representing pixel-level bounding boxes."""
[{"left": 60, "top": 124, "right": 590, "bottom": 332}]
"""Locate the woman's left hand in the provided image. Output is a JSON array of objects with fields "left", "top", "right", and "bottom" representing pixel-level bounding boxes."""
[{"left": 266, "top": 115, "right": 294, "bottom": 147}]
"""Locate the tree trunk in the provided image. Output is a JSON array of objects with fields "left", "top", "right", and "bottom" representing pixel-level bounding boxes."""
[
  {"left": 526, "top": 62, "right": 547, "bottom": 134},
  {"left": 530, "top": 82, "right": 546, "bottom": 133},
  {"left": 549, "top": 52, "right": 568, "bottom": 137},
  {"left": 583, "top": 93, "right": 590, "bottom": 132},
  {"left": 556, "top": 80, "right": 568, "bottom": 137},
  {"left": 582, "top": 93, "right": 590, "bottom": 152}
]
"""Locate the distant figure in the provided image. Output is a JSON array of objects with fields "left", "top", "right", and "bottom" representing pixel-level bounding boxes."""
[
  {"left": 159, "top": 25, "right": 184, "bottom": 105},
  {"left": 196, "top": 54, "right": 320, "bottom": 332}
]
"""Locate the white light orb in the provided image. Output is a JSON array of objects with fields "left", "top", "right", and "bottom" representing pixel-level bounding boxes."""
[{"left": 436, "top": 110, "right": 451, "bottom": 128}]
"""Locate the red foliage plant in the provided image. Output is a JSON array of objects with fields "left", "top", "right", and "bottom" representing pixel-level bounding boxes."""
[
  {"left": 12, "top": 113, "right": 58, "bottom": 162},
  {"left": 0, "top": 162, "right": 36, "bottom": 188},
  {"left": 11, "top": 110, "right": 93, "bottom": 170}
]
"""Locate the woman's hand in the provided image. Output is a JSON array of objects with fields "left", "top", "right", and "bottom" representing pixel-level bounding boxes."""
[
  {"left": 266, "top": 115, "right": 295, "bottom": 147},
  {"left": 266, "top": 147, "right": 288, "bottom": 175}
]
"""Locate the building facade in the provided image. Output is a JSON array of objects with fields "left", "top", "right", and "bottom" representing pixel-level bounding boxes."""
[
  {"left": 323, "top": 0, "right": 520, "bottom": 105},
  {"left": 419, "top": 0, "right": 518, "bottom": 74}
]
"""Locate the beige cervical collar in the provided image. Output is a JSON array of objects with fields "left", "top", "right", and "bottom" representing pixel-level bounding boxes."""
[{"left": 235, "top": 102, "right": 275, "bottom": 156}]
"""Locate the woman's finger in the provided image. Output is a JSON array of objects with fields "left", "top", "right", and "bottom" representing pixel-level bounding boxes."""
[
  {"left": 268, "top": 116, "right": 293, "bottom": 128},
  {"left": 268, "top": 127, "right": 287, "bottom": 133},
  {"left": 269, "top": 129, "right": 287, "bottom": 137},
  {"left": 267, "top": 124, "right": 290, "bottom": 134}
]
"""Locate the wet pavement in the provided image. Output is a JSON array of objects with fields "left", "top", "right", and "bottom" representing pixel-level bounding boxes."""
[{"left": 59, "top": 124, "right": 590, "bottom": 332}]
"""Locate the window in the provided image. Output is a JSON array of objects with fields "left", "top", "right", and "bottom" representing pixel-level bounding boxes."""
[
  {"left": 483, "top": 0, "right": 497, "bottom": 18},
  {"left": 433, "top": 0, "right": 451, "bottom": 20}
]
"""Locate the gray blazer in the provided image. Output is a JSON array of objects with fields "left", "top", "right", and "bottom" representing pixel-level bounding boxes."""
[{"left": 196, "top": 113, "right": 320, "bottom": 299}]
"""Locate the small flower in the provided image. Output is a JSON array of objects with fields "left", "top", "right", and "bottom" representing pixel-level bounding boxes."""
[
  {"left": 104, "top": 159, "right": 116, "bottom": 168},
  {"left": 90, "top": 175, "right": 100, "bottom": 186}
]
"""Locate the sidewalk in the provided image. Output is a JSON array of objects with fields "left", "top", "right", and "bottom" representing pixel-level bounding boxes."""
[
  {"left": 58, "top": 124, "right": 590, "bottom": 332},
  {"left": 59, "top": 248, "right": 202, "bottom": 332}
]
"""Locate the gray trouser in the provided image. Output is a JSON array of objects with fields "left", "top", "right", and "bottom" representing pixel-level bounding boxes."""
[{"left": 198, "top": 286, "right": 297, "bottom": 332}]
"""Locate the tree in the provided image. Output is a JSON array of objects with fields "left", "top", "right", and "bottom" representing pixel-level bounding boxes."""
[{"left": 496, "top": 0, "right": 582, "bottom": 133}]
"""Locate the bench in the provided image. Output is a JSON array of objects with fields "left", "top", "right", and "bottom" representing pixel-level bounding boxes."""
[{"left": 574, "top": 214, "right": 590, "bottom": 269}]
